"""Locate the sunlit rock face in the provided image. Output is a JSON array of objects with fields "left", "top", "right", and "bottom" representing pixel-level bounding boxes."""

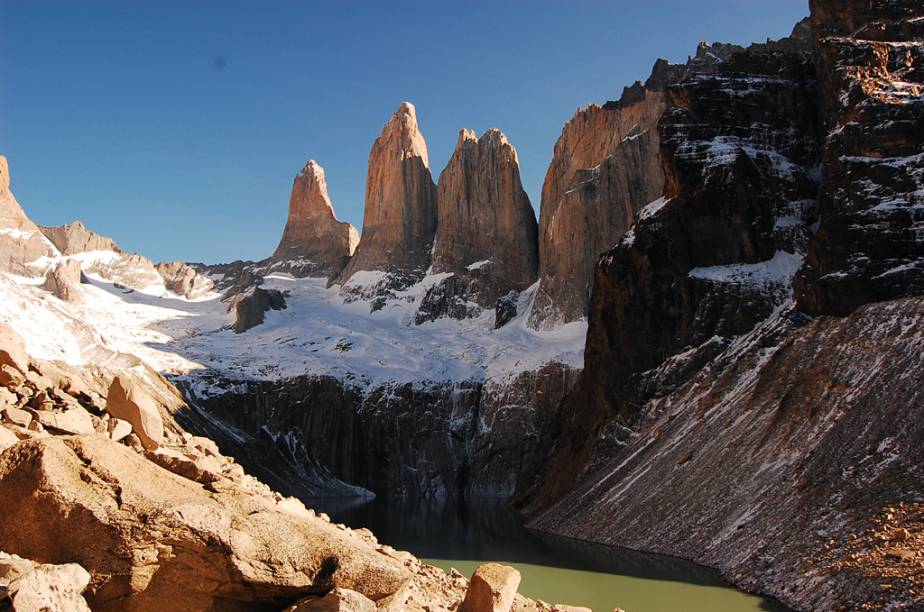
[
  {"left": 338, "top": 102, "right": 437, "bottom": 290},
  {"left": 795, "top": 0, "right": 924, "bottom": 315},
  {"left": 431, "top": 129, "right": 538, "bottom": 303},
  {"left": 527, "top": 75, "right": 669, "bottom": 330},
  {"left": 0, "top": 155, "right": 58, "bottom": 276},
  {"left": 271, "top": 160, "right": 358, "bottom": 279}
]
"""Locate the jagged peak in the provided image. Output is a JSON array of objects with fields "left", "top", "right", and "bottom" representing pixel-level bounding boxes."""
[
  {"left": 297, "top": 159, "right": 324, "bottom": 178},
  {"left": 380, "top": 101, "right": 430, "bottom": 169}
]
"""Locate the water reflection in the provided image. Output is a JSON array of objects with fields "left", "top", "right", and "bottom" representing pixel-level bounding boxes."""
[{"left": 307, "top": 496, "right": 787, "bottom": 612}]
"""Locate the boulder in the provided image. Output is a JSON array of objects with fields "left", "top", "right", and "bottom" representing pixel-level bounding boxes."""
[
  {"left": 287, "top": 587, "right": 376, "bottom": 611},
  {"left": 0, "top": 324, "right": 28, "bottom": 375},
  {"left": 4, "top": 558, "right": 92, "bottom": 612},
  {"left": 272, "top": 160, "right": 359, "bottom": 279},
  {"left": 338, "top": 102, "right": 437, "bottom": 289},
  {"left": 2, "top": 407, "right": 32, "bottom": 428},
  {"left": 41, "top": 258, "right": 85, "bottom": 304},
  {"left": 154, "top": 261, "right": 214, "bottom": 300},
  {"left": 228, "top": 287, "right": 287, "bottom": 333},
  {"left": 105, "top": 376, "right": 165, "bottom": 450},
  {"left": 0, "top": 436, "right": 410, "bottom": 611},
  {"left": 0, "top": 426, "right": 19, "bottom": 452},
  {"left": 106, "top": 417, "right": 132, "bottom": 442},
  {"left": 459, "top": 563, "right": 521, "bottom": 612},
  {"left": 33, "top": 408, "right": 95, "bottom": 436}
]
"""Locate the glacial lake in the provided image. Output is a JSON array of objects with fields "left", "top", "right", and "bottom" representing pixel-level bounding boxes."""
[{"left": 307, "top": 496, "right": 787, "bottom": 612}]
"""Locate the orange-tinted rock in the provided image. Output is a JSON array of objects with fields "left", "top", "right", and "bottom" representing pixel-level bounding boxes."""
[
  {"left": 431, "top": 128, "right": 538, "bottom": 305},
  {"left": 40, "top": 220, "right": 118, "bottom": 255},
  {"left": 528, "top": 91, "right": 667, "bottom": 330},
  {"left": 272, "top": 160, "right": 359, "bottom": 278},
  {"left": 338, "top": 102, "right": 437, "bottom": 287},
  {"left": 0, "top": 155, "right": 58, "bottom": 276},
  {"left": 155, "top": 261, "right": 214, "bottom": 299}
]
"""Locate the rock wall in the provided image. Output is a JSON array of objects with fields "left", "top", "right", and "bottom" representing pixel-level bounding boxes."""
[
  {"left": 338, "top": 102, "right": 437, "bottom": 290},
  {"left": 423, "top": 128, "right": 538, "bottom": 319},
  {"left": 520, "top": 5, "right": 924, "bottom": 611},
  {"left": 179, "top": 364, "right": 578, "bottom": 500},
  {"left": 794, "top": 0, "right": 924, "bottom": 315}
]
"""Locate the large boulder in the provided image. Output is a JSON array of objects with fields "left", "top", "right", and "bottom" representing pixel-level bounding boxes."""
[
  {"left": 0, "top": 436, "right": 411, "bottom": 611},
  {"left": 42, "top": 258, "right": 85, "bottom": 304},
  {"left": 105, "top": 376, "right": 165, "bottom": 450},
  {"left": 0, "top": 323, "right": 28, "bottom": 375},
  {"left": 155, "top": 261, "right": 215, "bottom": 300},
  {"left": 338, "top": 102, "right": 437, "bottom": 289},
  {"left": 271, "top": 160, "right": 359, "bottom": 279},
  {"left": 458, "top": 563, "right": 521, "bottom": 612},
  {"left": 228, "top": 287, "right": 287, "bottom": 333},
  {"left": 0, "top": 551, "right": 92, "bottom": 612}
]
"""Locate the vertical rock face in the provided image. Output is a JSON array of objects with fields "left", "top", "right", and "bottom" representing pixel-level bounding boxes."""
[
  {"left": 0, "top": 155, "right": 58, "bottom": 276},
  {"left": 338, "top": 102, "right": 437, "bottom": 288},
  {"left": 527, "top": 87, "right": 668, "bottom": 329},
  {"left": 432, "top": 129, "right": 538, "bottom": 301},
  {"left": 272, "top": 160, "right": 359, "bottom": 278},
  {"left": 795, "top": 0, "right": 924, "bottom": 315}
]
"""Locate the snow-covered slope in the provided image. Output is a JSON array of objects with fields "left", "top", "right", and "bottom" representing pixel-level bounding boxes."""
[{"left": 0, "top": 265, "right": 586, "bottom": 395}]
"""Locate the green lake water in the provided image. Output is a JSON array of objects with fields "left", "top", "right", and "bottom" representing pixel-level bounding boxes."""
[{"left": 308, "top": 496, "right": 787, "bottom": 612}]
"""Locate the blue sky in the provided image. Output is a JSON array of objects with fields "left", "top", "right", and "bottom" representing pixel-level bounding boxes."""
[{"left": 1, "top": 0, "right": 809, "bottom": 263}]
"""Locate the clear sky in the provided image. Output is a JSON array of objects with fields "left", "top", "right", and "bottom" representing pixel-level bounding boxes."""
[{"left": 1, "top": 0, "right": 809, "bottom": 263}]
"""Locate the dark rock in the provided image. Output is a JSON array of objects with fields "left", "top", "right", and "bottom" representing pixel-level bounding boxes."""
[
  {"left": 493, "top": 291, "right": 518, "bottom": 329},
  {"left": 228, "top": 287, "right": 287, "bottom": 333}
]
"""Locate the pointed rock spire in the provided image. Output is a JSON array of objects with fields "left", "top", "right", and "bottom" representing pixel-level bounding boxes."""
[
  {"left": 432, "top": 128, "right": 538, "bottom": 299},
  {"left": 272, "top": 159, "right": 358, "bottom": 277},
  {"left": 0, "top": 155, "right": 59, "bottom": 276},
  {"left": 338, "top": 102, "right": 437, "bottom": 285}
]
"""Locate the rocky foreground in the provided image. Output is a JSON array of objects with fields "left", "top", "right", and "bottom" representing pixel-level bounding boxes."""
[{"left": 0, "top": 324, "right": 589, "bottom": 612}]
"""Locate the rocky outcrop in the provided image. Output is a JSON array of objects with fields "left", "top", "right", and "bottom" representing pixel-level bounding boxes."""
[
  {"left": 338, "top": 102, "right": 437, "bottom": 291},
  {"left": 0, "top": 551, "right": 92, "bottom": 611},
  {"left": 39, "top": 221, "right": 165, "bottom": 292},
  {"left": 40, "top": 220, "right": 118, "bottom": 255},
  {"left": 272, "top": 160, "right": 359, "bottom": 279},
  {"left": 155, "top": 261, "right": 215, "bottom": 299},
  {"left": 794, "top": 0, "right": 924, "bottom": 315},
  {"left": 418, "top": 129, "right": 537, "bottom": 322},
  {"left": 228, "top": 286, "right": 287, "bottom": 333},
  {"left": 42, "top": 258, "right": 85, "bottom": 304},
  {"left": 0, "top": 155, "right": 58, "bottom": 277}
]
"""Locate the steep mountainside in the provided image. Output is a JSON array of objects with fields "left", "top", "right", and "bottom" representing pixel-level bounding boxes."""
[{"left": 522, "top": 2, "right": 924, "bottom": 611}]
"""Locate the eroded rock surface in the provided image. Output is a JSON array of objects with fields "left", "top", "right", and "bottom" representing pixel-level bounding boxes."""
[
  {"left": 338, "top": 102, "right": 437, "bottom": 291},
  {"left": 419, "top": 128, "right": 538, "bottom": 322},
  {"left": 0, "top": 156, "right": 58, "bottom": 277},
  {"left": 42, "top": 258, "right": 85, "bottom": 304},
  {"left": 228, "top": 286, "right": 287, "bottom": 333},
  {"left": 272, "top": 160, "right": 359, "bottom": 279},
  {"left": 155, "top": 261, "right": 215, "bottom": 299}
]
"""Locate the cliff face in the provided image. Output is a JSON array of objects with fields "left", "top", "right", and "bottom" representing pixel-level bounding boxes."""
[
  {"left": 427, "top": 129, "right": 538, "bottom": 311},
  {"left": 338, "top": 102, "right": 437, "bottom": 290},
  {"left": 181, "top": 364, "right": 578, "bottom": 500},
  {"left": 795, "top": 0, "right": 924, "bottom": 315},
  {"left": 522, "top": 5, "right": 924, "bottom": 610},
  {"left": 271, "top": 160, "right": 359, "bottom": 279},
  {"left": 0, "top": 156, "right": 58, "bottom": 276},
  {"left": 528, "top": 92, "right": 667, "bottom": 329}
]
